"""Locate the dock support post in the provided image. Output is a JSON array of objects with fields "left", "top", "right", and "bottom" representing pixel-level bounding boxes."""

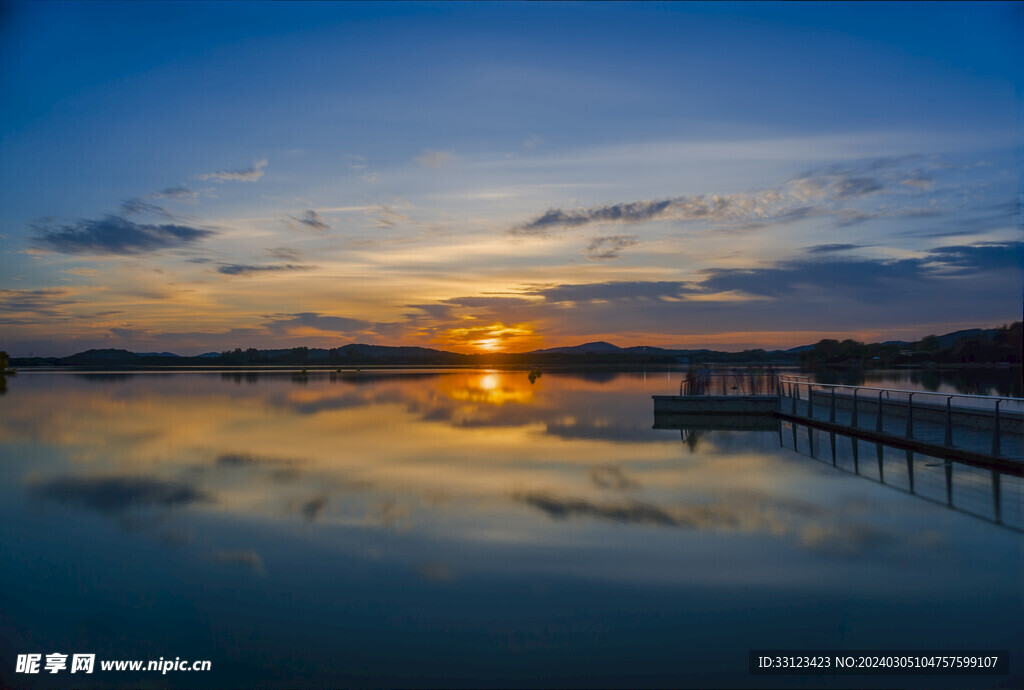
[
  {"left": 992, "top": 400, "right": 1002, "bottom": 456},
  {"left": 905, "top": 392, "right": 915, "bottom": 439},
  {"left": 944, "top": 396, "right": 954, "bottom": 447}
]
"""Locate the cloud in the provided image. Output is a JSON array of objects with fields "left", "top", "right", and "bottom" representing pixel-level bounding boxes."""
[
  {"left": 120, "top": 198, "right": 169, "bottom": 217},
  {"left": 832, "top": 176, "right": 884, "bottom": 199},
  {"left": 698, "top": 258, "right": 926, "bottom": 303},
  {"left": 197, "top": 158, "right": 267, "bottom": 182},
  {"left": 530, "top": 281, "right": 698, "bottom": 303},
  {"left": 442, "top": 296, "right": 534, "bottom": 309},
  {"left": 216, "top": 452, "right": 297, "bottom": 467},
  {"left": 264, "top": 312, "right": 372, "bottom": 334},
  {"left": 0, "top": 288, "right": 80, "bottom": 317},
  {"left": 109, "top": 327, "right": 147, "bottom": 339},
  {"left": 434, "top": 322, "right": 537, "bottom": 351},
  {"left": 414, "top": 149, "right": 453, "bottom": 168},
  {"left": 589, "top": 465, "right": 639, "bottom": 491},
  {"left": 927, "top": 242, "right": 1024, "bottom": 272},
  {"left": 216, "top": 263, "right": 312, "bottom": 276},
  {"left": 523, "top": 134, "right": 544, "bottom": 149},
  {"left": 29, "top": 475, "right": 208, "bottom": 514},
  {"left": 513, "top": 191, "right": 793, "bottom": 235},
  {"left": 516, "top": 199, "right": 674, "bottom": 233},
  {"left": 515, "top": 492, "right": 680, "bottom": 526},
  {"left": 512, "top": 155, "right": 969, "bottom": 236},
  {"left": 583, "top": 235, "right": 640, "bottom": 261},
  {"left": 367, "top": 204, "right": 411, "bottom": 228},
  {"left": 900, "top": 175, "right": 934, "bottom": 190},
  {"left": 287, "top": 209, "right": 330, "bottom": 231},
  {"left": 152, "top": 186, "right": 198, "bottom": 200},
  {"left": 299, "top": 496, "right": 328, "bottom": 521},
  {"left": 205, "top": 549, "right": 266, "bottom": 575},
  {"left": 264, "top": 246, "right": 304, "bottom": 261},
  {"left": 805, "top": 243, "right": 862, "bottom": 254},
  {"left": 32, "top": 215, "right": 213, "bottom": 255}
]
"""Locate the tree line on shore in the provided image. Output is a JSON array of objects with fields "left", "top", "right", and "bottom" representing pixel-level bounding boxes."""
[
  {"left": 5, "top": 322, "right": 1020, "bottom": 369},
  {"left": 797, "top": 322, "right": 1021, "bottom": 368}
]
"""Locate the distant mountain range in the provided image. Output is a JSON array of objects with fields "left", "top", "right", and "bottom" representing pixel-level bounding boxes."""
[{"left": 6, "top": 325, "right": 1016, "bottom": 368}]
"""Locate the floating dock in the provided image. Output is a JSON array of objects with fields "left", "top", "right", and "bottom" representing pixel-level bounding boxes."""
[{"left": 654, "top": 372, "right": 1024, "bottom": 470}]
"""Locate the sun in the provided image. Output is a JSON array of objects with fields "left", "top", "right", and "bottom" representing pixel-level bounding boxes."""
[{"left": 436, "top": 322, "right": 540, "bottom": 354}]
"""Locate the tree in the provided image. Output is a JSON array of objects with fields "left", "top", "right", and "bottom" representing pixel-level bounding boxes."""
[{"left": 916, "top": 334, "right": 941, "bottom": 352}]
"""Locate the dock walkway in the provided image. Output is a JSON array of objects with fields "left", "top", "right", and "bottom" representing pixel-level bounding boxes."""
[
  {"left": 653, "top": 372, "right": 1023, "bottom": 471},
  {"left": 776, "top": 376, "right": 1022, "bottom": 465}
]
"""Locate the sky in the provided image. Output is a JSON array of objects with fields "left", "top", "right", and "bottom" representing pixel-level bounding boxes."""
[{"left": 1, "top": 1, "right": 1021, "bottom": 357}]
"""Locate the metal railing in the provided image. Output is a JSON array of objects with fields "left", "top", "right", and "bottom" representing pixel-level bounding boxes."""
[{"left": 778, "top": 375, "right": 1022, "bottom": 457}]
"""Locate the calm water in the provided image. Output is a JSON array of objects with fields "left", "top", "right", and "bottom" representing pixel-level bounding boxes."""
[{"left": 0, "top": 369, "right": 1021, "bottom": 689}]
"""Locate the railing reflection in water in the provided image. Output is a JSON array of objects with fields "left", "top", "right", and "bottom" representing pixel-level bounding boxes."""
[{"left": 779, "top": 419, "right": 1023, "bottom": 533}]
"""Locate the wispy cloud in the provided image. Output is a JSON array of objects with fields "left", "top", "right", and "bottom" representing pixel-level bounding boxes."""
[
  {"left": 511, "top": 155, "right": 969, "bottom": 236},
  {"left": 197, "top": 158, "right": 267, "bottom": 182},
  {"left": 286, "top": 209, "right": 330, "bottom": 231},
  {"left": 152, "top": 186, "right": 198, "bottom": 200},
  {"left": 805, "top": 243, "right": 863, "bottom": 254},
  {"left": 583, "top": 235, "right": 639, "bottom": 261},
  {"left": 366, "top": 204, "right": 411, "bottom": 228},
  {"left": 32, "top": 215, "right": 213, "bottom": 255},
  {"left": 0, "top": 288, "right": 81, "bottom": 322},
  {"left": 264, "top": 246, "right": 304, "bottom": 261},
  {"left": 264, "top": 312, "right": 372, "bottom": 334},
  {"left": 513, "top": 192, "right": 787, "bottom": 235},
  {"left": 530, "top": 281, "right": 698, "bottom": 303},
  {"left": 29, "top": 475, "right": 208, "bottom": 514},
  {"left": 414, "top": 149, "right": 453, "bottom": 168},
  {"left": 927, "top": 242, "right": 1024, "bottom": 273},
  {"left": 216, "top": 263, "right": 312, "bottom": 276},
  {"left": 120, "top": 198, "right": 169, "bottom": 217}
]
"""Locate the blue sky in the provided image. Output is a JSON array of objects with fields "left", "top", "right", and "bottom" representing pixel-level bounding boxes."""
[{"left": 1, "top": 1, "right": 1020, "bottom": 356}]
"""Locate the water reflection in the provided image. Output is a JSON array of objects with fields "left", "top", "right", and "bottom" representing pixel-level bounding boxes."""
[
  {"left": 0, "top": 370, "right": 1021, "bottom": 688},
  {"left": 777, "top": 420, "right": 1023, "bottom": 532},
  {"left": 813, "top": 367, "right": 1022, "bottom": 398}
]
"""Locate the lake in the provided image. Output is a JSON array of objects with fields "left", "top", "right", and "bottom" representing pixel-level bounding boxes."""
[{"left": 0, "top": 368, "right": 1021, "bottom": 688}]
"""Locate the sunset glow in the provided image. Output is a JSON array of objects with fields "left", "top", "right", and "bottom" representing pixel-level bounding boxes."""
[{"left": 0, "top": 2, "right": 1019, "bottom": 357}]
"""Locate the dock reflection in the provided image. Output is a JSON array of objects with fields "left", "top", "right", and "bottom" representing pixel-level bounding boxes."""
[
  {"left": 659, "top": 414, "right": 1022, "bottom": 533},
  {"left": 780, "top": 419, "right": 1022, "bottom": 532}
]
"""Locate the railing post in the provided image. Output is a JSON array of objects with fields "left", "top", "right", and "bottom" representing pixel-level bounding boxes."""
[
  {"left": 851, "top": 388, "right": 859, "bottom": 428},
  {"left": 807, "top": 385, "right": 814, "bottom": 419},
  {"left": 905, "top": 392, "right": 915, "bottom": 439},
  {"left": 829, "top": 386, "right": 836, "bottom": 423},
  {"left": 944, "top": 396, "right": 954, "bottom": 447},
  {"left": 875, "top": 390, "right": 885, "bottom": 432},
  {"left": 992, "top": 400, "right": 1002, "bottom": 456},
  {"left": 791, "top": 382, "right": 798, "bottom": 415}
]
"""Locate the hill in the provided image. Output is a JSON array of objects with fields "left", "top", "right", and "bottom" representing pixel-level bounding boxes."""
[{"left": 6, "top": 323, "right": 1020, "bottom": 368}]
